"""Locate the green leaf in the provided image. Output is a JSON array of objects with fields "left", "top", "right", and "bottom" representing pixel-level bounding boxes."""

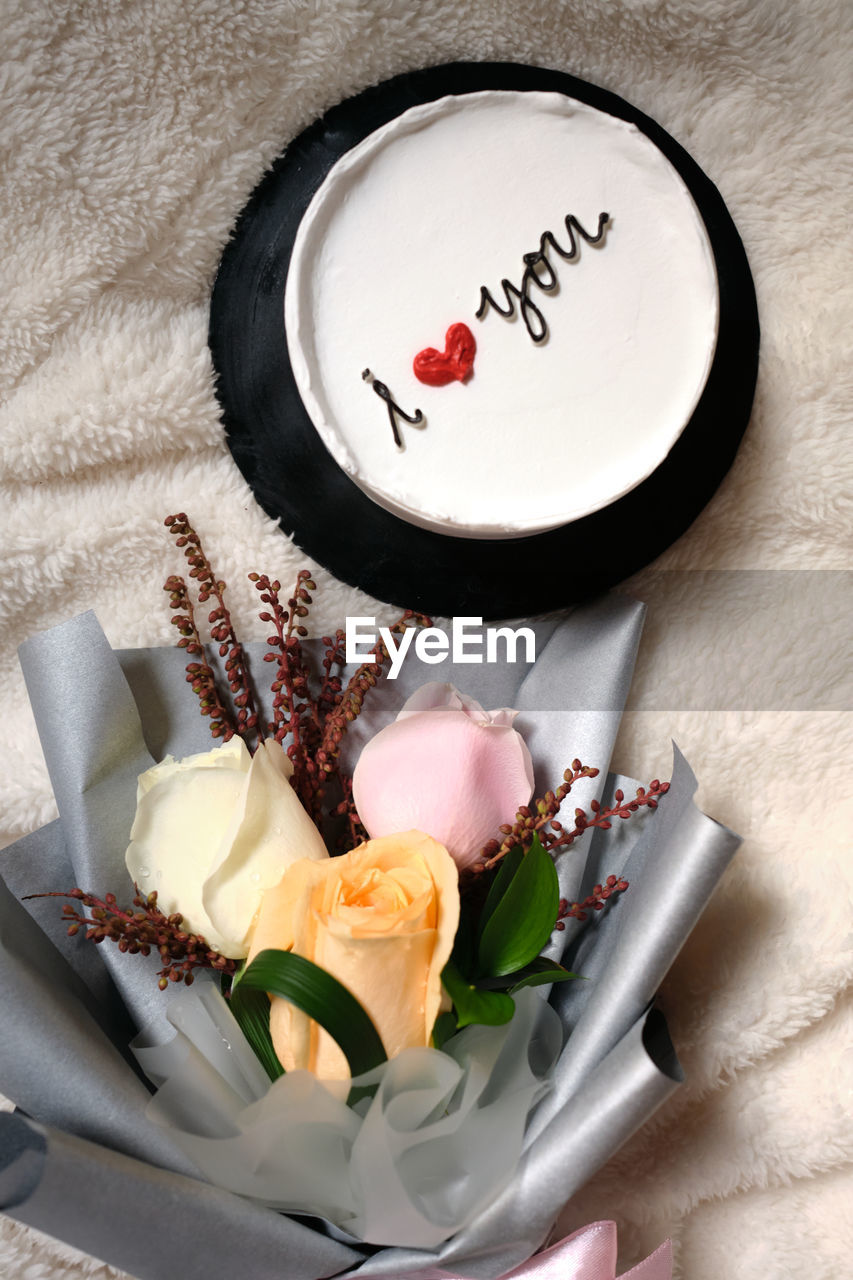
[
  {"left": 450, "top": 895, "right": 477, "bottom": 978},
  {"left": 228, "top": 980, "right": 284, "bottom": 1082},
  {"left": 477, "top": 845, "right": 524, "bottom": 938},
  {"left": 476, "top": 834, "right": 560, "bottom": 978},
  {"left": 441, "top": 959, "right": 515, "bottom": 1029},
  {"left": 431, "top": 1010, "right": 458, "bottom": 1050},
  {"left": 507, "top": 963, "right": 583, "bottom": 994},
  {"left": 477, "top": 955, "right": 583, "bottom": 992},
  {"left": 233, "top": 948, "right": 387, "bottom": 1078}
]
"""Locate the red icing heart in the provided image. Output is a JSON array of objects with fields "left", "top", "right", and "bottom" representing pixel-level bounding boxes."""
[{"left": 413, "top": 322, "right": 477, "bottom": 386}]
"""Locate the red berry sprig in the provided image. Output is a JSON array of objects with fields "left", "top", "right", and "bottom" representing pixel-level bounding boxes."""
[
  {"left": 26, "top": 889, "right": 236, "bottom": 989},
  {"left": 164, "top": 572, "right": 236, "bottom": 741},
  {"left": 163, "top": 516, "right": 430, "bottom": 838},
  {"left": 554, "top": 875, "right": 631, "bottom": 927},
  {"left": 165, "top": 514, "right": 260, "bottom": 749},
  {"left": 475, "top": 773, "right": 669, "bottom": 872},
  {"left": 548, "top": 779, "right": 670, "bottom": 855}
]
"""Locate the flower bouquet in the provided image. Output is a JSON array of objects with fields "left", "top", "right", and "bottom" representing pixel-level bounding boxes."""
[{"left": 0, "top": 518, "right": 740, "bottom": 1280}]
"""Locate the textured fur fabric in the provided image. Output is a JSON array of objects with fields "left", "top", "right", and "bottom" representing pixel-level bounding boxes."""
[{"left": 1, "top": 1, "right": 851, "bottom": 1276}]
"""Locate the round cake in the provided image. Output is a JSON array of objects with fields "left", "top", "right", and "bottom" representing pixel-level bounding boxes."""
[{"left": 284, "top": 90, "right": 719, "bottom": 539}]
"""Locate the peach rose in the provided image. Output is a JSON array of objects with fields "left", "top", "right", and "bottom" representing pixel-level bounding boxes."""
[{"left": 247, "top": 831, "right": 459, "bottom": 1080}]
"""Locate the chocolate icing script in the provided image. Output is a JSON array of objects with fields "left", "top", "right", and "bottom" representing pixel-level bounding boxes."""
[
  {"left": 362, "top": 368, "right": 424, "bottom": 448},
  {"left": 476, "top": 212, "right": 611, "bottom": 344}
]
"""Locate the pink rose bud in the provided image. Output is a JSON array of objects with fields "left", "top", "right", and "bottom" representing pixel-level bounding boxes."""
[{"left": 352, "top": 683, "right": 534, "bottom": 869}]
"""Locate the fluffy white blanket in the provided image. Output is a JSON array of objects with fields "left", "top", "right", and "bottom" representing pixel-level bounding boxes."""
[{"left": 1, "top": 1, "right": 850, "bottom": 1276}]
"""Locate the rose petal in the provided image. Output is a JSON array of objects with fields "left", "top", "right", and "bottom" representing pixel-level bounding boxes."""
[
  {"left": 202, "top": 738, "right": 328, "bottom": 957},
  {"left": 126, "top": 738, "right": 252, "bottom": 953},
  {"left": 353, "top": 689, "right": 534, "bottom": 869},
  {"left": 126, "top": 738, "right": 328, "bottom": 959},
  {"left": 248, "top": 832, "right": 459, "bottom": 1079}
]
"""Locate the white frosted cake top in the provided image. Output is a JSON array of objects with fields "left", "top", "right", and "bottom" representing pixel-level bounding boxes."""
[{"left": 285, "top": 90, "right": 719, "bottom": 537}]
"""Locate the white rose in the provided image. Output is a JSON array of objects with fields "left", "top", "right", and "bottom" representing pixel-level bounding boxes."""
[{"left": 125, "top": 737, "right": 328, "bottom": 958}]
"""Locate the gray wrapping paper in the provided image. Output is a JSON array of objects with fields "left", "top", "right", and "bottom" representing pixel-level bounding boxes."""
[{"left": 0, "top": 596, "right": 740, "bottom": 1278}]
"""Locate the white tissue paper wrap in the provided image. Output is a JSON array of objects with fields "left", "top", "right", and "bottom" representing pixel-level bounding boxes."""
[{"left": 133, "top": 982, "right": 562, "bottom": 1246}]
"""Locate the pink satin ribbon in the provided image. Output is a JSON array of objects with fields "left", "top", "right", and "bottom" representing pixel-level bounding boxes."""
[{"left": 409, "top": 1221, "right": 672, "bottom": 1280}]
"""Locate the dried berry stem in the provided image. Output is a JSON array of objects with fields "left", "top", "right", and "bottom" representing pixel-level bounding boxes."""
[
  {"left": 165, "top": 514, "right": 260, "bottom": 749},
  {"left": 547, "top": 780, "right": 670, "bottom": 856},
  {"left": 475, "top": 773, "right": 670, "bottom": 872},
  {"left": 555, "top": 875, "right": 631, "bottom": 927},
  {"left": 164, "top": 572, "right": 236, "bottom": 740},
  {"left": 164, "top": 516, "right": 430, "bottom": 834},
  {"left": 26, "top": 889, "right": 236, "bottom": 988},
  {"left": 252, "top": 569, "right": 323, "bottom": 816},
  {"left": 318, "top": 629, "right": 347, "bottom": 720},
  {"left": 477, "top": 760, "right": 599, "bottom": 870},
  {"left": 333, "top": 774, "right": 368, "bottom": 851},
  {"left": 248, "top": 569, "right": 430, "bottom": 830},
  {"left": 320, "top": 610, "right": 431, "bottom": 759}
]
